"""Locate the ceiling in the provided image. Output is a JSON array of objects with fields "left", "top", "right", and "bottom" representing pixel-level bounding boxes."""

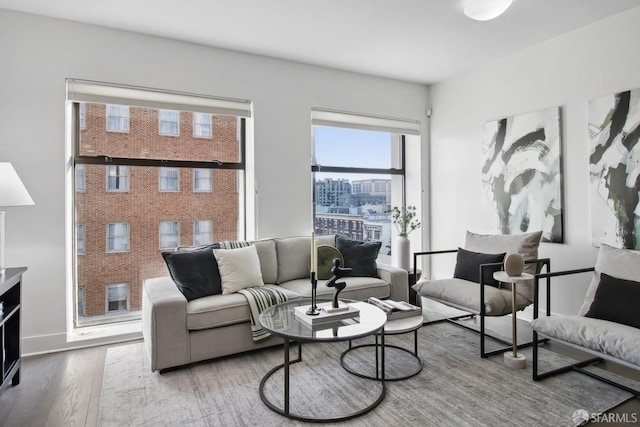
[{"left": 1, "top": 0, "right": 638, "bottom": 85}]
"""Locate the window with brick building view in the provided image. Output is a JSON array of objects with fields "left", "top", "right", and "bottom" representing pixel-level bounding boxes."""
[{"left": 74, "top": 100, "right": 244, "bottom": 326}]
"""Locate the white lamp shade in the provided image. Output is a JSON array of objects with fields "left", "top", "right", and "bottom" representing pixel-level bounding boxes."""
[
  {"left": 0, "top": 162, "right": 34, "bottom": 207},
  {"left": 464, "top": 0, "right": 513, "bottom": 21}
]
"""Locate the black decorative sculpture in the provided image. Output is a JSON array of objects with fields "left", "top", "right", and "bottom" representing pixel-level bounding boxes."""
[
  {"left": 306, "top": 270, "right": 320, "bottom": 315},
  {"left": 326, "top": 258, "right": 352, "bottom": 309}
]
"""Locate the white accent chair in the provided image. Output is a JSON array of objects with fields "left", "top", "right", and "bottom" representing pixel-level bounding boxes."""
[
  {"left": 531, "top": 244, "right": 640, "bottom": 396},
  {"left": 412, "top": 230, "right": 549, "bottom": 358}
]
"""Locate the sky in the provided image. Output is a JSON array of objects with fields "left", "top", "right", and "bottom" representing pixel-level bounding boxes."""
[{"left": 313, "top": 126, "right": 393, "bottom": 180}]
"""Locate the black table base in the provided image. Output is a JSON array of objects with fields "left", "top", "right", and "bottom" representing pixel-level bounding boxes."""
[
  {"left": 259, "top": 336, "right": 386, "bottom": 423},
  {"left": 340, "top": 328, "right": 422, "bottom": 381}
]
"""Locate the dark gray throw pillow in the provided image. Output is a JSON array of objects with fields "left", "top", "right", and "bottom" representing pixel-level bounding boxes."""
[
  {"left": 453, "top": 247, "right": 506, "bottom": 286},
  {"left": 162, "top": 244, "right": 222, "bottom": 301},
  {"left": 336, "top": 236, "right": 381, "bottom": 278},
  {"left": 585, "top": 273, "right": 640, "bottom": 329}
]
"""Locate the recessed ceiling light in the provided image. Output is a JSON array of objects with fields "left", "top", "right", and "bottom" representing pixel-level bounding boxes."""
[{"left": 464, "top": 0, "right": 514, "bottom": 21}]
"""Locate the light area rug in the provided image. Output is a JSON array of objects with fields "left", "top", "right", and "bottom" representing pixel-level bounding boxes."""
[{"left": 98, "top": 322, "right": 635, "bottom": 427}]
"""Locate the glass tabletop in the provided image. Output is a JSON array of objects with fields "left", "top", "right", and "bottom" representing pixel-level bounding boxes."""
[{"left": 258, "top": 298, "right": 387, "bottom": 342}]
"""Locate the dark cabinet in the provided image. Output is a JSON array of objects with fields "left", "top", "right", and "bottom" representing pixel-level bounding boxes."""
[{"left": 0, "top": 267, "right": 25, "bottom": 396}]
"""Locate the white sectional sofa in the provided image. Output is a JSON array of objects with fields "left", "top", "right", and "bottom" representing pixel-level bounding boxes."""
[{"left": 142, "top": 234, "right": 408, "bottom": 371}]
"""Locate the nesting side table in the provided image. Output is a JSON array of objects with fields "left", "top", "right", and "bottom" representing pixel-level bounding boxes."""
[{"left": 493, "top": 270, "right": 533, "bottom": 369}]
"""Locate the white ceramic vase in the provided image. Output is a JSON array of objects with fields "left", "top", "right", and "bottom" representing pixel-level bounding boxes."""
[{"left": 396, "top": 236, "right": 411, "bottom": 271}]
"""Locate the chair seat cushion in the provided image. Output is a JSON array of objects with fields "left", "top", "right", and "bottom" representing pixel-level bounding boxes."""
[
  {"left": 531, "top": 315, "right": 640, "bottom": 368},
  {"left": 186, "top": 285, "right": 300, "bottom": 330},
  {"left": 412, "top": 278, "right": 530, "bottom": 315}
]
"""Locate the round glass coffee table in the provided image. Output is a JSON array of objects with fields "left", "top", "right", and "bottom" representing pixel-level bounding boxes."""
[{"left": 258, "top": 298, "right": 387, "bottom": 423}]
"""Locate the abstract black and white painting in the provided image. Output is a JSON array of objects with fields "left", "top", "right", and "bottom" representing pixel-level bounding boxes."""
[
  {"left": 588, "top": 89, "right": 640, "bottom": 250},
  {"left": 481, "top": 107, "right": 563, "bottom": 243}
]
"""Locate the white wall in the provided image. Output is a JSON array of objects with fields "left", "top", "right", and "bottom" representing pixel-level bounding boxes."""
[
  {"left": 429, "top": 6, "right": 640, "bottom": 317},
  {"left": 0, "top": 10, "right": 429, "bottom": 353}
]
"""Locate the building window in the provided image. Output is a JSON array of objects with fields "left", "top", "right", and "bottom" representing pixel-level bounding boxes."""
[
  {"left": 78, "top": 285, "right": 85, "bottom": 317},
  {"left": 77, "top": 223, "right": 85, "bottom": 255},
  {"left": 106, "top": 165, "right": 130, "bottom": 191},
  {"left": 159, "top": 167, "right": 179, "bottom": 191},
  {"left": 70, "top": 79, "right": 249, "bottom": 328},
  {"left": 107, "top": 222, "right": 129, "bottom": 252},
  {"left": 79, "top": 102, "right": 86, "bottom": 130},
  {"left": 159, "top": 221, "right": 179, "bottom": 249},
  {"left": 159, "top": 110, "right": 179, "bottom": 136},
  {"left": 194, "top": 220, "right": 213, "bottom": 245},
  {"left": 106, "top": 105, "right": 129, "bottom": 132},
  {"left": 193, "top": 168, "right": 212, "bottom": 192},
  {"left": 106, "top": 283, "right": 129, "bottom": 312},
  {"left": 75, "top": 164, "right": 85, "bottom": 191},
  {"left": 193, "top": 112, "right": 212, "bottom": 138}
]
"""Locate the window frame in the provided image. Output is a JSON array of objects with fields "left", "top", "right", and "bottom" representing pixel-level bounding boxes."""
[
  {"left": 75, "top": 163, "right": 86, "bottom": 191},
  {"left": 311, "top": 134, "right": 407, "bottom": 211},
  {"left": 159, "top": 167, "right": 180, "bottom": 192},
  {"left": 159, "top": 220, "right": 180, "bottom": 249},
  {"left": 76, "top": 223, "right": 85, "bottom": 255},
  {"left": 106, "top": 221, "right": 130, "bottom": 253},
  {"left": 106, "top": 283, "right": 129, "bottom": 312},
  {"left": 77, "top": 285, "right": 86, "bottom": 317},
  {"left": 193, "top": 220, "right": 213, "bottom": 246},
  {"left": 106, "top": 165, "right": 130, "bottom": 192},
  {"left": 69, "top": 81, "right": 249, "bottom": 329},
  {"left": 106, "top": 104, "right": 130, "bottom": 133},
  {"left": 193, "top": 112, "right": 212, "bottom": 138},
  {"left": 193, "top": 168, "right": 212, "bottom": 192},
  {"left": 159, "top": 109, "right": 180, "bottom": 136}
]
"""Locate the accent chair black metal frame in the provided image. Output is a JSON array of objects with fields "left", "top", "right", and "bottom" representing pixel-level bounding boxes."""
[
  {"left": 413, "top": 250, "right": 551, "bottom": 358},
  {"left": 532, "top": 268, "right": 640, "bottom": 397}
]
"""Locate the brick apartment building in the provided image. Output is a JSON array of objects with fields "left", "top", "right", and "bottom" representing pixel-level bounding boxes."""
[{"left": 75, "top": 103, "right": 240, "bottom": 321}]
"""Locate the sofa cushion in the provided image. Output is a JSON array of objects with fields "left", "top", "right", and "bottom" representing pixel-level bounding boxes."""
[
  {"left": 579, "top": 244, "right": 640, "bottom": 315},
  {"left": 336, "top": 236, "right": 381, "bottom": 278},
  {"left": 213, "top": 245, "right": 264, "bottom": 295},
  {"left": 276, "top": 236, "right": 312, "bottom": 283},
  {"left": 531, "top": 315, "right": 640, "bottom": 368},
  {"left": 279, "top": 276, "right": 389, "bottom": 301},
  {"left": 161, "top": 244, "right": 222, "bottom": 301},
  {"left": 453, "top": 247, "right": 505, "bottom": 287},
  {"left": 252, "top": 239, "right": 278, "bottom": 285},
  {"left": 464, "top": 230, "right": 542, "bottom": 301},
  {"left": 186, "top": 285, "right": 300, "bottom": 330},
  {"left": 585, "top": 273, "right": 640, "bottom": 329},
  {"left": 412, "top": 277, "right": 530, "bottom": 315},
  {"left": 218, "top": 239, "right": 278, "bottom": 285}
]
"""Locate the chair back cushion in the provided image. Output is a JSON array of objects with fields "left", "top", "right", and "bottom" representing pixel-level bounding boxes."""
[
  {"left": 578, "top": 244, "right": 640, "bottom": 315},
  {"left": 464, "top": 230, "right": 542, "bottom": 301},
  {"left": 453, "top": 247, "right": 505, "bottom": 286}
]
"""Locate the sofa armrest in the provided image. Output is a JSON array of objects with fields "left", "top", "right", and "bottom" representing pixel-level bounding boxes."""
[
  {"left": 142, "top": 276, "right": 190, "bottom": 371},
  {"left": 376, "top": 263, "right": 409, "bottom": 302}
]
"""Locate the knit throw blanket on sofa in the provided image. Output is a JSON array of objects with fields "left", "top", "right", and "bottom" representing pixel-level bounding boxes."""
[{"left": 238, "top": 286, "right": 289, "bottom": 342}]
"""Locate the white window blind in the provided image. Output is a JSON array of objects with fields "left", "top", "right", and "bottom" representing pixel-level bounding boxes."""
[
  {"left": 311, "top": 108, "right": 420, "bottom": 135},
  {"left": 67, "top": 79, "right": 252, "bottom": 118}
]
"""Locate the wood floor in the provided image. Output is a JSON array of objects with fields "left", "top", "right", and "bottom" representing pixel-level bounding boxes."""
[
  {"left": 0, "top": 335, "right": 637, "bottom": 427},
  {"left": 0, "top": 342, "right": 124, "bottom": 427}
]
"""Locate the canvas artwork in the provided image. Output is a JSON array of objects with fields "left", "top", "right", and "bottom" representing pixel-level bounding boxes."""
[
  {"left": 588, "top": 89, "right": 640, "bottom": 250},
  {"left": 481, "top": 107, "right": 563, "bottom": 243}
]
